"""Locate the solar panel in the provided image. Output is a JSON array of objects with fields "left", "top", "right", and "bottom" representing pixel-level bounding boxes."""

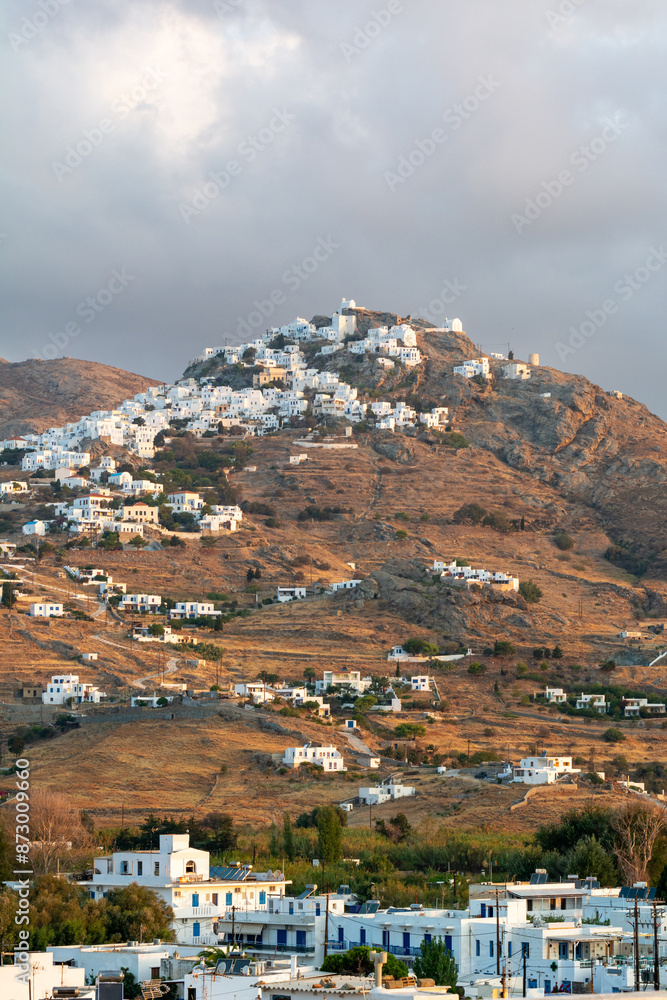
[
  {"left": 619, "top": 887, "right": 632, "bottom": 898},
  {"left": 648, "top": 888, "right": 657, "bottom": 900},
  {"left": 210, "top": 865, "right": 252, "bottom": 881},
  {"left": 537, "top": 873, "right": 547, "bottom": 884}
]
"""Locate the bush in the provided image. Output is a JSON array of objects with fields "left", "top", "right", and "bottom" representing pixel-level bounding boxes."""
[
  {"left": 603, "top": 727, "right": 626, "bottom": 743},
  {"left": 519, "top": 580, "right": 543, "bottom": 604},
  {"left": 494, "top": 640, "right": 516, "bottom": 656},
  {"left": 554, "top": 532, "right": 575, "bottom": 551},
  {"left": 468, "top": 662, "right": 487, "bottom": 675},
  {"left": 395, "top": 530, "right": 408, "bottom": 540},
  {"left": 452, "top": 503, "right": 487, "bottom": 525}
]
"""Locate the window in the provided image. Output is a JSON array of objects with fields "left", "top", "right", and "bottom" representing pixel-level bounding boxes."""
[
  {"left": 382, "top": 930, "right": 390, "bottom": 949},
  {"left": 490, "top": 942, "right": 494, "bottom": 958},
  {"left": 316, "top": 903, "right": 321, "bottom": 916},
  {"left": 212, "top": 894, "right": 218, "bottom": 905},
  {"left": 481, "top": 904, "right": 486, "bottom": 917},
  {"left": 188, "top": 989, "right": 197, "bottom": 1000},
  {"left": 360, "top": 928, "right": 366, "bottom": 945},
  {"left": 137, "top": 861, "right": 143, "bottom": 876},
  {"left": 151, "top": 968, "right": 160, "bottom": 979},
  {"left": 444, "top": 935, "right": 452, "bottom": 954},
  {"left": 508, "top": 942, "right": 512, "bottom": 958},
  {"left": 226, "top": 892, "right": 233, "bottom": 906},
  {"left": 120, "top": 861, "right": 129, "bottom": 874},
  {"left": 193, "top": 921, "right": 200, "bottom": 938},
  {"left": 277, "top": 929, "right": 287, "bottom": 946},
  {"left": 186, "top": 860, "right": 196, "bottom": 874},
  {"left": 154, "top": 862, "right": 160, "bottom": 876},
  {"left": 527, "top": 899, "right": 533, "bottom": 912},
  {"left": 192, "top": 893, "right": 199, "bottom": 907},
  {"left": 259, "top": 891, "right": 266, "bottom": 905},
  {"left": 559, "top": 943, "right": 569, "bottom": 959},
  {"left": 424, "top": 934, "right": 431, "bottom": 944},
  {"left": 550, "top": 898, "right": 557, "bottom": 910},
  {"left": 476, "top": 940, "right": 480, "bottom": 957},
  {"left": 297, "top": 930, "right": 306, "bottom": 948},
  {"left": 289, "top": 902, "right": 294, "bottom": 915}
]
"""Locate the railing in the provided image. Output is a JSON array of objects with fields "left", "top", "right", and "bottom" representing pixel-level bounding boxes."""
[{"left": 227, "top": 941, "right": 312, "bottom": 955}]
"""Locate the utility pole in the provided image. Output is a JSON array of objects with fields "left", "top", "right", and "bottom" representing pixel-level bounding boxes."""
[
  {"left": 522, "top": 942, "right": 527, "bottom": 997},
  {"left": 634, "top": 896, "right": 640, "bottom": 993},
  {"left": 495, "top": 887, "right": 501, "bottom": 976},
  {"left": 653, "top": 897, "right": 662, "bottom": 991},
  {"left": 324, "top": 890, "right": 330, "bottom": 959},
  {"left": 231, "top": 904, "right": 236, "bottom": 950}
]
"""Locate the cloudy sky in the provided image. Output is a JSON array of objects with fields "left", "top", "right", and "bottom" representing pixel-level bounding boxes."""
[{"left": 2, "top": 0, "right": 666, "bottom": 415}]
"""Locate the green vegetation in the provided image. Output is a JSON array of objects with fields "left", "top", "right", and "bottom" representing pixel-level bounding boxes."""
[
  {"left": 413, "top": 938, "right": 458, "bottom": 988},
  {"left": 321, "top": 946, "right": 408, "bottom": 979},
  {"left": 554, "top": 532, "right": 575, "bottom": 551},
  {"left": 519, "top": 580, "right": 542, "bottom": 603},
  {"left": 603, "top": 727, "right": 626, "bottom": 743}
]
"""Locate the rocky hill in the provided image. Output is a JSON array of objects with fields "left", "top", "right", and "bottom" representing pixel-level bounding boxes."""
[{"left": 0, "top": 358, "right": 162, "bottom": 439}]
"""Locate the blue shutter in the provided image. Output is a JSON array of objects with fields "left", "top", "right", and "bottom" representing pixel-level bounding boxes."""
[
  {"left": 277, "top": 929, "right": 287, "bottom": 946},
  {"left": 481, "top": 903, "right": 486, "bottom": 917},
  {"left": 259, "top": 891, "right": 266, "bottom": 905},
  {"left": 508, "top": 942, "right": 512, "bottom": 958},
  {"left": 360, "top": 928, "right": 366, "bottom": 945},
  {"left": 226, "top": 892, "right": 233, "bottom": 905},
  {"left": 297, "top": 930, "right": 306, "bottom": 947},
  {"left": 192, "top": 893, "right": 199, "bottom": 907},
  {"left": 476, "top": 940, "right": 480, "bottom": 957},
  {"left": 490, "top": 941, "right": 494, "bottom": 957},
  {"left": 339, "top": 927, "right": 345, "bottom": 943},
  {"left": 445, "top": 935, "right": 452, "bottom": 954},
  {"left": 424, "top": 933, "right": 432, "bottom": 944},
  {"left": 193, "top": 921, "right": 200, "bottom": 938},
  {"left": 403, "top": 932, "right": 410, "bottom": 951},
  {"left": 382, "top": 930, "right": 390, "bottom": 949}
]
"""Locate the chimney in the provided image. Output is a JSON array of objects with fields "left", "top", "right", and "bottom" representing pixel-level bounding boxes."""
[{"left": 370, "top": 951, "right": 387, "bottom": 988}]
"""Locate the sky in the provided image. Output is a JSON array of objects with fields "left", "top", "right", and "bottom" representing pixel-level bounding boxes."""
[{"left": 1, "top": 0, "right": 666, "bottom": 416}]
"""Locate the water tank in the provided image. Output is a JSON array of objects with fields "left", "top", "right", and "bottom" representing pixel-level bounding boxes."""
[{"left": 529, "top": 353, "right": 540, "bottom": 365}]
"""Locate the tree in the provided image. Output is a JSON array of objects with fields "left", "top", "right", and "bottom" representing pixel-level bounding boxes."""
[
  {"left": 103, "top": 883, "right": 175, "bottom": 942},
  {"left": 200, "top": 813, "right": 236, "bottom": 851},
  {"left": 452, "top": 503, "right": 486, "bottom": 525},
  {"left": 321, "top": 946, "right": 408, "bottom": 978},
  {"left": 317, "top": 806, "right": 343, "bottom": 866},
  {"left": 394, "top": 723, "right": 426, "bottom": 740},
  {"left": 603, "top": 727, "right": 625, "bottom": 743},
  {"left": 554, "top": 532, "right": 575, "bottom": 551},
  {"left": 304, "top": 666, "right": 316, "bottom": 683},
  {"left": 494, "top": 640, "right": 516, "bottom": 656},
  {"left": 148, "top": 622, "right": 165, "bottom": 637},
  {"left": 413, "top": 937, "right": 458, "bottom": 988},
  {"left": 552, "top": 645, "right": 563, "bottom": 659},
  {"left": 129, "top": 535, "right": 148, "bottom": 549},
  {"left": 562, "top": 836, "right": 619, "bottom": 886},
  {"left": 519, "top": 580, "right": 542, "bottom": 604},
  {"left": 29, "top": 788, "right": 91, "bottom": 874},
  {"left": 7, "top": 734, "right": 25, "bottom": 755},
  {"left": 283, "top": 813, "right": 295, "bottom": 861},
  {"left": 613, "top": 800, "right": 667, "bottom": 884},
  {"left": 467, "top": 662, "right": 487, "bottom": 676}
]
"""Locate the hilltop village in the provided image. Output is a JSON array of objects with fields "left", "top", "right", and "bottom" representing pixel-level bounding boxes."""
[{"left": 2, "top": 299, "right": 667, "bottom": 999}]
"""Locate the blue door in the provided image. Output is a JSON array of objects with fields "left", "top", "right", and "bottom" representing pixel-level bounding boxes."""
[
  {"left": 226, "top": 892, "right": 232, "bottom": 905},
  {"left": 192, "top": 893, "right": 199, "bottom": 907},
  {"left": 481, "top": 903, "right": 487, "bottom": 917},
  {"left": 382, "top": 930, "right": 390, "bottom": 949},
  {"left": 316, "top": 904, "right": 321, "bottom": 916},
  {"left": 277, "top": 929, "right": 287, "bottom": 946},
  {"left": 339, "top": 927, "right": 345, "bottom": 944},
  {"left": 193, "top": 921, "right": 200, "bottom": 938},
  {"left": 544, "top": 982, "right": 551, "bottom": 994},
  {"left": 403, "top": 932, "right": 410, "bottom": 952},
  {"left": 445, "top": 935, "right": 452, "bottom": 954},
  {"left": 360, "top": 929, "right": 366, "bottom": 945},
  {"left": 297, "top": 930, "right": 306, "bottom": 948},
  {"left": 259, "top": 891, "right": 266, "bottom": 905},
  {"left": 424, "top": 934, "right": 432, "bottom": 944}
]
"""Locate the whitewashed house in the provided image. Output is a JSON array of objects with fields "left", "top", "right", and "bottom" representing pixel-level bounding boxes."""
[
  {"left": 23, "top": 520, "right": 47, "bottom": 536},
  {"left": 42, "top": 672, "right": 104, "bottom": 704},
  {"left": 511, "top": 754, "right": 580, "bottom": 785},
  {"left": 277, "top": 586, "right": 307, "bottom": 602},
  {"left": 358, "top": 783, "right": 415, "bottom": 805},
  {"left": 30, "top": 602, "right": 63, "bottom": 617},
  {"left": 575, "top": 693, "right": 607, "bottom": 713},
  {"left": 120, "top": 593, "right": 162, "bottom": 613},
  {"left": 282, "top": 744, "right": 347, "bottom": 772},
  {"left": 544, "top": 687, "right": 567, "bottom": 704}
]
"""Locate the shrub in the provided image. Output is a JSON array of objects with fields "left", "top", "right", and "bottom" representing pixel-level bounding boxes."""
[
  {"left": 519, "top": 580, "right": 542, "bottom": 604},
  {"left": 554, "top": 532, "right": 575, "bottom": 551},
  {"left": 494, "top": 640, "right": 516, "bottom": 656},
  {"left": 452, "top": 503, "right": 487, "bottom": 525},
  {"left": 395, "top": 529, "right": 408, "bottom": 540},
  {"left": 603, "top": 727, "right": 626, "bottom": 743},
  {"left": 468, "top": 662, "right": 487, "bottom": 675}
]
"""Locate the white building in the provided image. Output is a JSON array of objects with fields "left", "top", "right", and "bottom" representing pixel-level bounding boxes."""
[
  {"left": 358, "top": 783, "right": 415, "bottom": 805},
  {"left": 0, "top": 953, "right": 91, "bottom": 1000},
  {"left": 282, "top": 744, "right": 347, "bottom": 771},
  {"left": 453, "top": 357, "right": 490, "bottom": 379},
  {"left": 624, "top": 697, "right": 666, "bottom": 717},
  {"left": 575, "top": 693, "right": 607, "bottom": 713},
  {"left": 330, "top": 579, "right": 362, "bottom": 592},
  {"left": 277, "top": 586, "right": 307, "bottom": 602},
  {"left": 315, "top": 669, "right": 371, "bottom": 695},
  {"left": 0, "top": 480, "right": 29, "bottom": 494},
  {"left": 544, "top": 687, "right": 567, "bottom": 704},
  {"left": 22, "top": 520, "right": 46, "bottom": 536},
  {"left": 30, "top": 602, "right": 63, "bottom": 617},
  {"left": 42, "top": 672, "right": 105, "bottom": 704},
  {"left": 511, "top": 754, "right": 580, "bottom": 785},
  {"left": 120, "top": 593, "right": 162, "bottom": 613},
  {"left": 503, "top": 362, "right": 531, "bottom": 380},
  {"left": 82, "top": 834, "right": 291, "bottom": 946},
  {"left": 170, "top": 601, "right": 221, "bottom": 620}
]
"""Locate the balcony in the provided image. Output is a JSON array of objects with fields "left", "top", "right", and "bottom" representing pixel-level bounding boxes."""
[
  {"left": 173, "top": 904, "right": 215, "bottom": 919},
  {"left": 223, "top": 941, "right": 313, "bottom": 955}
]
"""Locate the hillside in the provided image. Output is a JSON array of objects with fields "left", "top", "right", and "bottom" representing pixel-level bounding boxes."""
[{"left": 0, "top": 358, "right": 162, "bottom": 438}]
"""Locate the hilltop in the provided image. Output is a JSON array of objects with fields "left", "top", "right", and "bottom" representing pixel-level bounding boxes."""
[{"left": 0, "top": 358, "right": 162, "bottom": 439}]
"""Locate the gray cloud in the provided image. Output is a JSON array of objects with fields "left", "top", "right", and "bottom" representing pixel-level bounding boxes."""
[{"left": 1, "top": 0, "right": 666, "bottom": 416}]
